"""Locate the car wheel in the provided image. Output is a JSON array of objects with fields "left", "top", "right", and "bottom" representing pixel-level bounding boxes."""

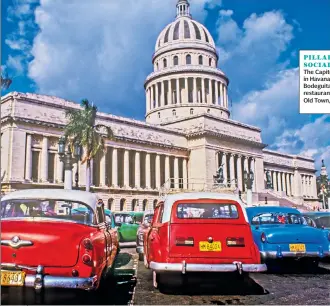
[{"left": 138, "top": 253, "right": 144, "bottom": 261}]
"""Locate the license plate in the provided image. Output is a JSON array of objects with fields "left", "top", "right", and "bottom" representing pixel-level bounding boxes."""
[
  {"left": 289, "top": 244, "right": 306, "bottom": 252},
  {"left": 1, "top": 270, "right": 26, "bottom": 286},
  {"left": 199, "top": 241, "right": 221, "bottom": 252}
]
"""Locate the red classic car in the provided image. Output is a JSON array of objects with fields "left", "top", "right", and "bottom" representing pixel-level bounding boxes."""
[
  {"left": 143, "top": 192, "right": 267, "bottom": 289},
  {"left": 136, "top": 210, "right": 154, "bottom": 261},
  {"left": 1, "top": 189, "right": 119, "bottom": 292}
]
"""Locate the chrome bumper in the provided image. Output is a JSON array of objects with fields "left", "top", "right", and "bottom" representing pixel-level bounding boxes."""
[
  {"left": 260, "top": 250, "right": 330, "bottom": 260},
  {"left": 136, "top": 246, "right": 144, "bottom": 254},
  {"left": 1, "top": 264, "right": 98, "bottom": 291},
  {"left": 150, "top": 261, "right": 267, "bottom": 274}
]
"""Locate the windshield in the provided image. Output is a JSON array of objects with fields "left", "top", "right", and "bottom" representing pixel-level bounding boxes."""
[
  {"left": 143, "top": 214, "right": 154, "bottom": 224},
  {"left": 114, "top": 214, "right": 133, "bottom": 226},
  {"left": 251, "top": 212, "right": 305, "bottom": 225},
  {"left": 1, "top": 199, "right": 94, "bottom": 225},
  {"left": 176, "top": 203, "right": 239, "bottom": 219}
]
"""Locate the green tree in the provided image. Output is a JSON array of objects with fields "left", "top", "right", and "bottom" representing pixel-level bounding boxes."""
[{"left": 63, "top": 99, "right": 113, "bottom": 192}]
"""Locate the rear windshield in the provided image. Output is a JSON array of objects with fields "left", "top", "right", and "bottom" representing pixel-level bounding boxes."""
[
  {"left": 176, "top": 203, "right": 239, "bottom": 219},
  {"left": 251, "top": 212, "right": 305, "bottom": 225},
  {"left": 315, "top": 216, "right": 330, "bottom": 228},
  {"left": 114, "top": 214, "right": 133, "bottom": 226}
]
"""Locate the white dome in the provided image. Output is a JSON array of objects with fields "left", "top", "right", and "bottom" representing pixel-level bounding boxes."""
[{"left": 155, "top": 17, "right": 216, "bottom": 52}]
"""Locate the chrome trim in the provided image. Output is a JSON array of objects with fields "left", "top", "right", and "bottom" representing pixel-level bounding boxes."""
[
  {"left": 1, "top": 263, "right": 37, "bottom": 272},
  {"left": 149, "top": 261, "right": 267, "bottom": 273},
  {"left": 260, "top": 251, "right": 330, "bottom": 259},
  {"left": 136, "top": 246, "right": 144, "bottom": 254},
  {"left": 1, "top": 236, "right": 33, "bottom": 249}
]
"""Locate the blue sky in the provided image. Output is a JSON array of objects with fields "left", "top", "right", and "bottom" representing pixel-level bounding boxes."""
[{"left": 2, "top": 0, "right": 330, "bottom": 172}]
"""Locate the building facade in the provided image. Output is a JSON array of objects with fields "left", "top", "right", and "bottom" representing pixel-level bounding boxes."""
[{"left": 0, "top": 0, "right": 318, "bottom": 210}]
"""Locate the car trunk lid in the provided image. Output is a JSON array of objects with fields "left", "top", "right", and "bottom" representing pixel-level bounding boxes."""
[{"left": 1, "top": 220, "right": 93, "bottom": 268}]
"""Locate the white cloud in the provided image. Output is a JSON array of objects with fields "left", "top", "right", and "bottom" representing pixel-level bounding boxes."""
[
  {"left": 5, "top": 38, "right": 30, "bottom": 51},
  {"left": 27, "top": 0, "right": 213, "bottom": 116},
  {"left": 6, "top": 55, "right": 25, "bottom": 74}
]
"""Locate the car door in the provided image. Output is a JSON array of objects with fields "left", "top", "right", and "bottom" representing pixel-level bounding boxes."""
[
  {"left": 96, "top": 200, "right": 113, "bottom": 267},
  {"left": 146, "top": 203, "right": 164, "bottom": 263}
]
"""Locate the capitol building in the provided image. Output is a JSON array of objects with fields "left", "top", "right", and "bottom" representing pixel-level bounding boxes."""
[{"left": 0, "top": 0, "right": 318, "bottom": 211}]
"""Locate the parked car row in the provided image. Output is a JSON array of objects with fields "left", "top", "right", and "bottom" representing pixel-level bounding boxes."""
[{"left": 1, "top": 188, "right": 329, "bottom": 294}]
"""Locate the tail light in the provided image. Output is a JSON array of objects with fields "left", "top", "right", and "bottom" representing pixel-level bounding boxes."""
[
  {"left": 82, "top": 254, "right": 93, "bottom": 266},
  {"left": 175, "top": 237, "right": 194, "bottom": 246},
  {"left": 83, "top": 238, "right": 93, "bottom": 250},
  {"left": 226, "top": 237, "right": 245, "bottom": 247},
  {"left": 261, "top": 232, "right": 266, "bottom": 243}
]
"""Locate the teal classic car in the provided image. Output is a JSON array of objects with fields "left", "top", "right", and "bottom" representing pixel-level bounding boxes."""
[{"left": 114, "top": 212, "right": 144, "bottom": 242}]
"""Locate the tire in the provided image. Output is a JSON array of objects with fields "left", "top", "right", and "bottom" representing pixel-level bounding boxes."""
[{"left": 138, "top": 253, "right": 144, "bottom": 261}]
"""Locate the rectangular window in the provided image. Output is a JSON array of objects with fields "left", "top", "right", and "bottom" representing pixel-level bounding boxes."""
[
  {"left": 48, "top": 153, "right": 55, "bottom": 183},
  {"left": 32, "top": 151, "right": 40, "bottom": 182},
  {"left": 176, "top": 203, "right": 239, "bottom": 219}
]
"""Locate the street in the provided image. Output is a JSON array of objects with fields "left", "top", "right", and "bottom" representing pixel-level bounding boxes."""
[{"left": 2, "top": 246, "right": 330, "bottom": 305}]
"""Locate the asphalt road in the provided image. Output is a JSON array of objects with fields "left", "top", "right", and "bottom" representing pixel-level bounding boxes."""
[
  {"left": 1, "top": 245, "right": 138, "bottom": 305},
  {"left": 134, "top": 260, "right": 330, "bottom": 305}
]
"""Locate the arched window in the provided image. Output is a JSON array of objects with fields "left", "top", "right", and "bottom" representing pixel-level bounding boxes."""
[
  {"left": 207, "top": 109, "right": 210, "bottom": 113},
  {"left": 153, "top": 199, "right": 158, "bottom": 209},
  {"left": 173, "top": 56, "right": 178, "bottom": 66},
  {"left": 158, "top": 112, "right": 161, "bottom": 118},
  {"left": 190, "top": 108, "right": 194, "bottom": 115},
  {"left": 199, "top": 55, "right": 203, "bottom": 65},
  {"left": 209, "top": 58, "right": 212, "bottom": 66},
  {"left": 172, "top": 109, "right": 176, "bottom": 116},
  {"left": 120, "top": 199, "right": 126, "bottom": 211},
  {"left": 163, "top": 58, "right": 167, "bottom": 68},
  {"left": 143, "top": 199, "right": 148, "bottom": 211},
  {"left": 108, "top": 198, "right": 114, "bottom": 210},
  {"left": 186, "top": 54, "right": 191, "bottom": 65},
  {"left": 156, "top": 62, "right": 159, "bottom": 70}
]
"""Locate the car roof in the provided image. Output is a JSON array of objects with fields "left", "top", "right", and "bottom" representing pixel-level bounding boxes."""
[
  {"left": 1, "top": 189, "right": 100, "bottom": 210},
  {"left": 143, "top": 210, "right": 154, "bottom": 216},
  {"left": 161, "top": 192, "right": 248, "bottom": 223},
  {"left": 245, "top": 206, "right": 300, "bottom": 221},
  {"left": 303, "top": 212, "right": 330, "bottom": 218}
]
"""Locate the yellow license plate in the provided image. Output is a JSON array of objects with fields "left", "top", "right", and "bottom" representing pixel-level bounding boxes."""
[
  {"left": 289, "top": 244, "right": 306, "bottom": 252},
  {"left": 199, "top": 241, "right": 222, "bottom": 252},
  {"left": 1, "top": 270, "right": 26, "bottom": 286}
]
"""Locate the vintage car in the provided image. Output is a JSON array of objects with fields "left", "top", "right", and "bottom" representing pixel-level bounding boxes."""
[
  {"left": 246, "top": 206, "right": 330, "bottom": 268},
  {"left": 302, "top": 212, "right": 330, "bottom": 230},
  {"left": 136, "top": 210, "right": 154, "bottom": 260},
  {"left": 114, "top": 212, "right": 141, "bottom": 242},
  {"left": 143, "top": 192, "right": 267, "bottom": 289},
  {"left": 1, "top": 189, "right": 119, "bottom": 292}
]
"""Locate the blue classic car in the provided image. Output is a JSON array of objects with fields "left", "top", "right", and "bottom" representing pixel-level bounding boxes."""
[
  {"left": 302, "top": 212, "right": 330, "bottom": 230},
  {"left": 246, "top": 206, "right": 330, "bottom": 268}
]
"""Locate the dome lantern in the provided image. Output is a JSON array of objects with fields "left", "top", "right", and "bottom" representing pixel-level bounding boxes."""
[{"left": 176, "top": 0, "right": 191, "bottom": 19}]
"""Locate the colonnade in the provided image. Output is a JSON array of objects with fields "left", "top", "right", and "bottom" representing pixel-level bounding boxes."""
[
  {"left": 146, "top": 77, "right": 228, "bottom": 112},
  {"left": 301, "top": 174, "right": 317, "bottom": 198},
  {"left": 24, "top": 135, "right": 188, "bottom": 190},
  {"left": 216, "top": 151, "right": 257, "bottom": 192}
]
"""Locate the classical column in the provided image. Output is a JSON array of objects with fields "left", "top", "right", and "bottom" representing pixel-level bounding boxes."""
[
  {"left": 272, "top": 171, "right": 278, "bottom": 191},
  {"left": 182, "top": 158, "right": 188, "bottom": 189},
  {"left": 41, "top": 136, "right": 49, "bottom": 182},
  {"left": 308, "top": 176, "right": 311, "bottom": 197},
  {"left": 219, "top": 83, "right": 223, "bottom": 106},
  {"left": 151, "top": 85, "right": 154, "bottom": 108},
  {"left": 243, "top": 157, "right": 248, "bottom": 172},
  {"left": 208, "top": 79, "right": 212, "bottom": 104},
  {"left": 72, "top": 162, "right": 78, "bottom": 186},
  {"left": 193, "top": 77, "right": 198, "bottom": 103},
  {"left": 145, "top": 153, "right": 151, "bottom": 188},
  {"left": 278, "top": 172, "right": 282, "bottom": 191},
  {"left": 176, "top": 78, "right": 180, "bottom": 104},
  {"left": 146, "top": 88, "right": 150, "bottom": 113},
  {"left": 223, "top": 85, "right": 227, "bottom": 107},
  {"left": 25, "top": 134, "right": 32, "bottom": 180},
  {"left": 135, "top": 151, "right": 141, "bottom": 188},
  {"left": 185, "top": 77, "right": 188, "bottom": 103},
  {"left": 174, "top": 157, "right": 179, "bottom": 188},
  {"left": 229, "top": 153, "right": 235, "bottom": 187},
  {"left": 286, "top": 173, "right": 291, "bottom": 196},
  {"left": 168, "top": 79, "right": 172, "bottom": 105},
  {"left": 301, "top": 175, "right": 305, "bottom": 196},
  {"left": 215, "top": 81, "right": 219, "bottom": 105},
  {"left": 112, "top": 148, "right": 118, "bottom": 187},
  {"left": 250, "top": 158, "right": 256, "bottom": 192},
  {"left": 155, "top": 154, "right": 161, "bottom": 189},
  {"left": 165, "top": 155, "right": 170, "bottom": 183},
  {"left": 161, "top": 81, "right": 165, "bottom": 107},
  {"left": 282, "top": 172, "right": 286, "bottom": 194},
  {"left": 290, "top": 174, "right": 295, "bottom": 196},
  {"left": 99, "top": 151, "right": 106, "bottom": 187},
  {"left": 123, "top": 150, "right": 130, "bottom": 187},
  {"left": 155, "top": 83, "right": 159, "bottom": 107},
  {"left": 236, "top": 155, "right": 243, "bottom": 191},
  {"left": 201, "top": 78, "right": 205, "bottom": 103},
  {"left": 56, "top": 154, "right": 64, "bottom": 183},
  {"left": 222, "top": 153, "right": 228, "bottom": 185}
]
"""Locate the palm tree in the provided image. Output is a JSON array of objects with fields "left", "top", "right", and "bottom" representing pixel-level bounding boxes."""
[
  {"left": 63, "top": 99, "right": 113, "bottom": 192},
  {"left": 1, "top": 71, "right": 12, "bottom": 90}
]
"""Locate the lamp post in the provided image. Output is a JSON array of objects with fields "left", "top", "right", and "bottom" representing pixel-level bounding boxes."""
[
  {"left": 58, "top": 137, "right": 81, "bottom": 190},
  {"left": 244, "top": 170, "right": 254, "bottom": 206}
]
